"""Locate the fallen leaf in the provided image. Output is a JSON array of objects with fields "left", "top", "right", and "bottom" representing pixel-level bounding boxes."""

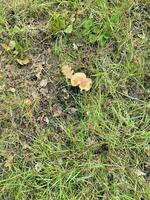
[
  {"left": 40, "top": 79, "right": 48, "bottom": 87},
  {"left": 52, "top": 104, "right": 63, "bottom": 117},
  {"left": 21, "top": 141, "right": 30, "bottom": 150},
  {"left": 47, "top": 48, "right": 51, "bottom": 54},
  {"left": 17, "top": 57, "right": 30, "bottom": 65},
  {"left": 24, "top": 98, "right": 32, "bottom": 106},
  {"left": 36, "top": 71, "right": 42, "bottom": 79},
  {"left": 4, "top": 156, "right": 13, "bottom": 170},
  {"left": 13, "top": 50, "right": 19, "bottom": 55},
  {"left": 31, "top": 91, "right": 39, "bottom": 99},
  {"left": 69, "top": 107, "right": 78, "bottom": 113},
  {"left": 87, "top": 137, "right": 95, "bottom": 145},
  {"left": 39, "top": 87, "right": 49, "bottom": 97},
  {"left": 1, "top": 43, "right": 9, "bottom": 50},
  {"left": 123, "top": 88, "right": 129, "bottom": 96},
  {"left": 61, "top": 65, "right": 74, "bottom": 79},
  {"left": 33, "top": 63, "right": 43, "bottom": 79},
  {"left": 77, "top": 9, "right": 85, "bottom": 16}
]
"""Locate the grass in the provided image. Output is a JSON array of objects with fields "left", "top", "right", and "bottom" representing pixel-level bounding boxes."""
[{"left": 0, "top": 0, "right": 150, "bottom": 199}]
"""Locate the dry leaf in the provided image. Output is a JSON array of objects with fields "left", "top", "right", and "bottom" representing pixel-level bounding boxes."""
[
  {"left": 36, "top": 72, "right": 41, "bottom": 79},
  {"left": 52, "top": 104, "right": 63, "bottom": 117},
  {"left": 2, "top": 43, "right": 9, "bottom": 50},
  {"left": 4, "top": 156, "right": 13, "bottom": 170},
  {"left": 13, "top": 50, "right": 19, "bottom": 55},
  {"left": 17, "top": 57, "right": 30, "bottom": 65},
  {"left": 40, "top": 79, "right": 48, "bottom": 87},
  {"left": 123, "top": 88, "right": 129, "bottom": 96},
  {"left": 24, "top": 98, "right": 32, "bottom": 106},
  {"left": 62, "top": 65, "right": 74, "bottom": 79},
  {"left": 87, "top": 137, "right": 95, "bottom": 145},
  {"left": 71, "top": 72, "right": 92, "bottom": 91},
  {"left": 21, "top": 141, "right": 30, "bottom": 150},
  {"left": 47, "top": 48, "right": 51, "bottom": 54},
  {"left": 77, "top": 9, "right": 85, "bottom": 16},
  {"left": 33, "top": 64, "right": 43, "bottom": 80},
  {"left": 31, "top": 90, "right": 39, "bottom": 99},
  {"left": 69, "top": 107, "right": 78, "bottom": 114},
  {"left": 40, "top": 87, "right": 49, "bottom": 97}
]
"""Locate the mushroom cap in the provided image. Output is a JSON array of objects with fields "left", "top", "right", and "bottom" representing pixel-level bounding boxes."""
[
  {"left": 79, "top": 78, "right": 92, "bottom": 91},
  {"left": 71, "top": 72, "right": 92, "bottom": 91},
  {"left": 71, "top": 72, "right": 87, "bottom": 86},
  {"left": 62, "top": 65, "right": 74, "bottom": 79}
]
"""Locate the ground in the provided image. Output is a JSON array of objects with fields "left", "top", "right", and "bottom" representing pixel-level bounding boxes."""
[{"left": 0, "top": 0, "right": 150, "bottom": 200}]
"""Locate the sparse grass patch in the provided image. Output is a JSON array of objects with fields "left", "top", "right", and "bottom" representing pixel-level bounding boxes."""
[{"left": 0, "top": 0, "right": 150, "bottom": 200}]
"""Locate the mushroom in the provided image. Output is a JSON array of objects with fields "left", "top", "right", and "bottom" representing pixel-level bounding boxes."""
[
  {"left": 71, "top": 72, "right": 92, "bottom": 91},
  {"left": 62, "top": 65, "right": 74, "bottom": 79}
]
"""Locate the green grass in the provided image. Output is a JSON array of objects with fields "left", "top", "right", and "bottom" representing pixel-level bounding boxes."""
[{"left": 0, "top": 0, "right": 150, "bottom": 199}]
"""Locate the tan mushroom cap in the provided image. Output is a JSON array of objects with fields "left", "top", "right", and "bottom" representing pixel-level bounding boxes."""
[
  {"left": 71, "top": 72, "right": 87, "bottom": 86},
  {"left": 79, "top": 78, "right": 92, "bottom": 91},
  {"left": 71, "top": 72, "right": 92, "bottom": 91},
  {"left": 61, "top": 65, "right": 74, "bottom": 79}
]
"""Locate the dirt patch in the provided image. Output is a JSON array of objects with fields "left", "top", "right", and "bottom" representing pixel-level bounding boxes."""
[
  {"left": 0, "top": 45, "right": 83, "bottom": 134},
  {"left": 129, "top": 3, "right": 150, "bottom": 36}
]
